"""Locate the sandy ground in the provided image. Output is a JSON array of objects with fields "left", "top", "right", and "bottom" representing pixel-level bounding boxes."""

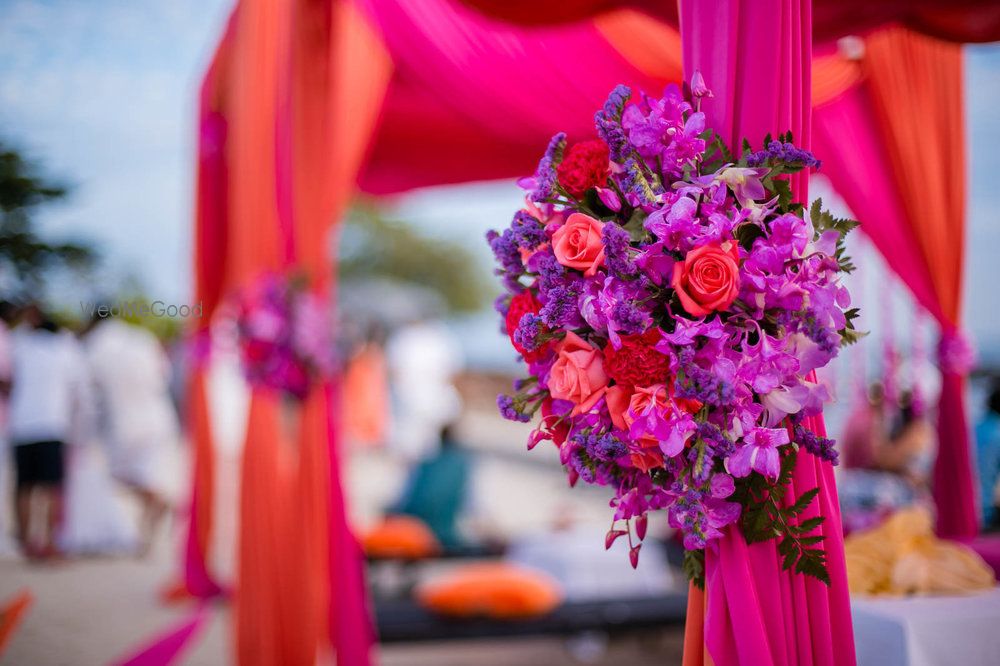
[
  {"left": 0, "top": 535, "right": 683, "bottom": 666},
  {"left": 0, "top": 402, "right": 686, "bottom": 665}
]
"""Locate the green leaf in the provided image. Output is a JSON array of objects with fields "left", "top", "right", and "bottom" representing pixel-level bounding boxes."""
[
  {"left": 795, "top": 550, "right": 832, "bottom": 585},
  {"left": 622, "top": 208, "right": 649, "bottom": 243},
  {"left": 771, "top": 178, "right": 794, "bottom": 210},
  {"left": 735, "top": 222, "right": 766, "bottom": 251},
  {"left": 788, "top": 487, "right": 820, "bottom": 516},
  {"left": 683, "top": 549, "right": 706, "bottom": 589},
  {"left": 797, "top": 516, "right": 825, "bottom": 533}
]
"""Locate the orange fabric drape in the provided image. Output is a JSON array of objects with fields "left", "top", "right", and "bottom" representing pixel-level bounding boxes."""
[
  {"left": 0, "top": 590, "right": 32, "bottom": 658},
  {"left": 236, "top": 391, "right": 312, "bottom": 665},
  {"left": 593, "top": 9, "right": 683, "bottom": 83},
  {"left": 682, "top": 584, "right": 712, "bottom": 666},
  {"left": 863, "top": 28, "right": 965, "bottom": 323},
  {"left": 225, "top": 0, "right": 286, "bottom": 289},
  {"left": 222, "top": 0, "right": 392, "bottom": 662},
  {"left": 286, "top": 1, "right": 391, "bottom": 663},
  {"left": 224, "top": 0, "right": 313, "bottom": 662},
  {"left": 863, "top": 27, "right": 976, "bottom": 538}
]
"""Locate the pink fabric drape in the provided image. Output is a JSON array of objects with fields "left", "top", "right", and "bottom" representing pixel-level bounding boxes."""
[
  {"left": 680, "top": 1, "right": 856, "bottom": 664},
  {"left": 355, "top": 0, "right": 680, "bottom": 194},
  {"left": 113, "top": 607, "right": 210, "bottom": 666}
]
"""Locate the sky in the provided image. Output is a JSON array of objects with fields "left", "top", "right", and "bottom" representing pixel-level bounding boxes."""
[{"left": 1, "top": 0, "right": 999, "bottom": 362}]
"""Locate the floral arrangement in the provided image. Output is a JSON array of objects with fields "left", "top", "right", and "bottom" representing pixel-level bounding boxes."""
[
  {"left": 490, "top": 76, "right": 860, "bottom": 586},
  {"left": 235, "top": 273, "right": 335, "bottom": 399}
]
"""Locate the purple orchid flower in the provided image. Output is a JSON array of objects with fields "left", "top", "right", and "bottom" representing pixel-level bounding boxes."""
[{"left": 726, "top": 427, "right": 789, "bottom": 479}]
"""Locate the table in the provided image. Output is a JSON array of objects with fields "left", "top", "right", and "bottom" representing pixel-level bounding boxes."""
[{"left": 852, "top": 588, "right": 1000, "bottom": 666}]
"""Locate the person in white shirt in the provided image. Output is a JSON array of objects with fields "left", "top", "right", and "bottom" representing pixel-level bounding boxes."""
[
  {"left": 7, "top": 305, "right": 87, "bottom": 559},
  {"left": 82, "top": 314, "right": 181, "bottom": 553}
]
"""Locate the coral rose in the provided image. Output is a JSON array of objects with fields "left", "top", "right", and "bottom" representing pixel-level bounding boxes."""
[
  {"left": 552, "top": 213, "right": 606, "bottom": 276},
  {"left": 557, "top": 140, "right": 611, "bottom": 198},
  {"left": 548, "top": 332, "right": 608, "bottom": 414},
  {"left": 671, "top": 241, "right": 741, "bottom": 317}
]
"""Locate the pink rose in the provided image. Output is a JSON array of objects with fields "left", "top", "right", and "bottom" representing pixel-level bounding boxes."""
[
  {"left": 548, "top": 332, "right": 608, "bottom": 414},
  {"left": 671, "top": 241, "right": 741, "bottom": 317},
  {"left": 552, "top": 212, "right": 606, "bottom": 276},
  {"left": 605, "top": 384, "right": 633, "bottom": 431},
  {"left": 622, "top": 385, "right": 671, "bottom": 470}
]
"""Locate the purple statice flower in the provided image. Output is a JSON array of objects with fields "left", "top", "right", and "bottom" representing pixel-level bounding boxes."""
[
  {"left": 611, "top": 300, "right": 651, "bottom": 337},
  {"left": 579, "top": 275, "right": 652, "bottom": 348},
  {"left": 534, "top": 252, "right": 568, "bottom": 293},
  {"left": 793, "top": 420, "right": 839, "bottom": 465},
  {"left": 619, "top": 159, "right": 659, "bottom": 209},
  {"left": 511, "top": 210, "right": 547, "bottom": 250},
  {"left": 746, "top": 140, "right": 821, "bottom": 169},
  {"left": 520, "top": 132, "right": 566, "bottom": 202},
  {"left": 497, "top": 394, "right": 531, "bottom": 423},
  {"left": 697, "top": 422, "right": 736, "bottom": 459},
  {"left": 493, "top": 294, "right": 511, "bottom": 318},
  {"left": 595, "top": 84, "right": 632, "bottom": 162},
  {"left": 602, "top": 223, "right": 639, "bottom": 279},
  {"left": 726, "top": 427, "right": 790, "bottom": 479},
  {"left": 487, "top": 228, "right": 524, "bottom": 281},
  {"left": 674, "top": 356, "right": 736, "bottom": 407},
  {"left": 593, "top": 432, "right": 627, "bottom": 461},
  {"left": 512, "top": 313, "right": 544, "bottom": 352},
  {"left": 540, "top": 281, "right": 582, "bottom": 328}
]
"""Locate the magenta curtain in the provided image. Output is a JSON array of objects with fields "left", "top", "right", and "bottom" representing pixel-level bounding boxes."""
[
  {"left": 679, "top": 1, "right": 856, "bottom": 664},
  {"left": 355, "top": 0, "right": 679, "bottom": 194}
]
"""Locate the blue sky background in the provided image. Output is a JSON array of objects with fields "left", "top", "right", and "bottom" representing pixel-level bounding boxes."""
[{"left": 1, "top": 0, "right": 998, "bottom": 364}]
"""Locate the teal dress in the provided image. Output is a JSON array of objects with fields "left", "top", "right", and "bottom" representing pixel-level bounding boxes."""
[
  {"left": 976, "top": 413, "right": 1000, "bottom": 527},
  {"left": 395, "top": 441, "right": 470, "bottom": 548}
]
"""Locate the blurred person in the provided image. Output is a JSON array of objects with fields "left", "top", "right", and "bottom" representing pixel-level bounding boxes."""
[
  {"left": 840, "top": 382, "right": 887, "bottom": 470},
  {"left": 82, "top": 312, "right": 181, "bottom": 554},
  {"left": 56, "top": 316, "right": 138, "bottom": 556},
  {"left": 838, "top": 388, "right": 934, "bottom": 533},
  {"left": 0, "top": 300, "right": 19, "bottom": 555},
  {"left": 6, "top": 305, "right": 86, "bottom": 559},
  {"left": 342, "top": 324, "right": 390, "bottom": 449},
  {"left": 975, "top": 380, "right": 1000, "bottom": 529},
  {"left": 879, "top": 391, "right": 935, "bottom": 487},
  {"left": 385, "top": 316, "right": 462, "bottom": 460},
  {"left": 392, "top": 423, "right": 471, "bottom": 548}
]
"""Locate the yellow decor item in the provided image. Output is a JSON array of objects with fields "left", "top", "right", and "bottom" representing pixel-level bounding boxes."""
[{"left": 845, "top": 507, "right": 995, "bottom": 596}]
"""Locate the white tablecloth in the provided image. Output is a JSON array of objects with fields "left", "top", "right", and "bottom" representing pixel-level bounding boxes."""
[{"left": 852, "top": 588, "right": 1000, "bottom": 666}]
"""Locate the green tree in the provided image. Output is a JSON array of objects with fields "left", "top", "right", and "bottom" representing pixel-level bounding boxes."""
[
  {"left": 0, "top": 141, "right": 95, "bottom": 299},
  {"left": 339, "top": 202, "right": 488, "bottom": 313}
]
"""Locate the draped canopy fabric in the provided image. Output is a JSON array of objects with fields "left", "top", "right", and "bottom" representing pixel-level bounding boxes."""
[
  {"left": 191, "top": 0, "right": 992, "bottom": 662},
  {"left": 679, "top": 1, "right": 855, "bottom": 664}
]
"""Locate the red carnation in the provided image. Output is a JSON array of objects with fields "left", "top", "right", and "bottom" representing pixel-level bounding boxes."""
[
  {"left": 603, "top": 329, "right": 671, "bottom": 388},
  {"left": 506, "top": 290, "right": 548, "bottom": 362},
  {"left": 557, "top": 140, "right": 610, "bottom": 198}
]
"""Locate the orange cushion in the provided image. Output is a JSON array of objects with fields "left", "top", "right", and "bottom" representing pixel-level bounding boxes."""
[
  {"left": 362, "top": 516, "right": 441, "bottom": 560},
  {"left": 417, "top": 563, "right": 563, "bottom": 619}
]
